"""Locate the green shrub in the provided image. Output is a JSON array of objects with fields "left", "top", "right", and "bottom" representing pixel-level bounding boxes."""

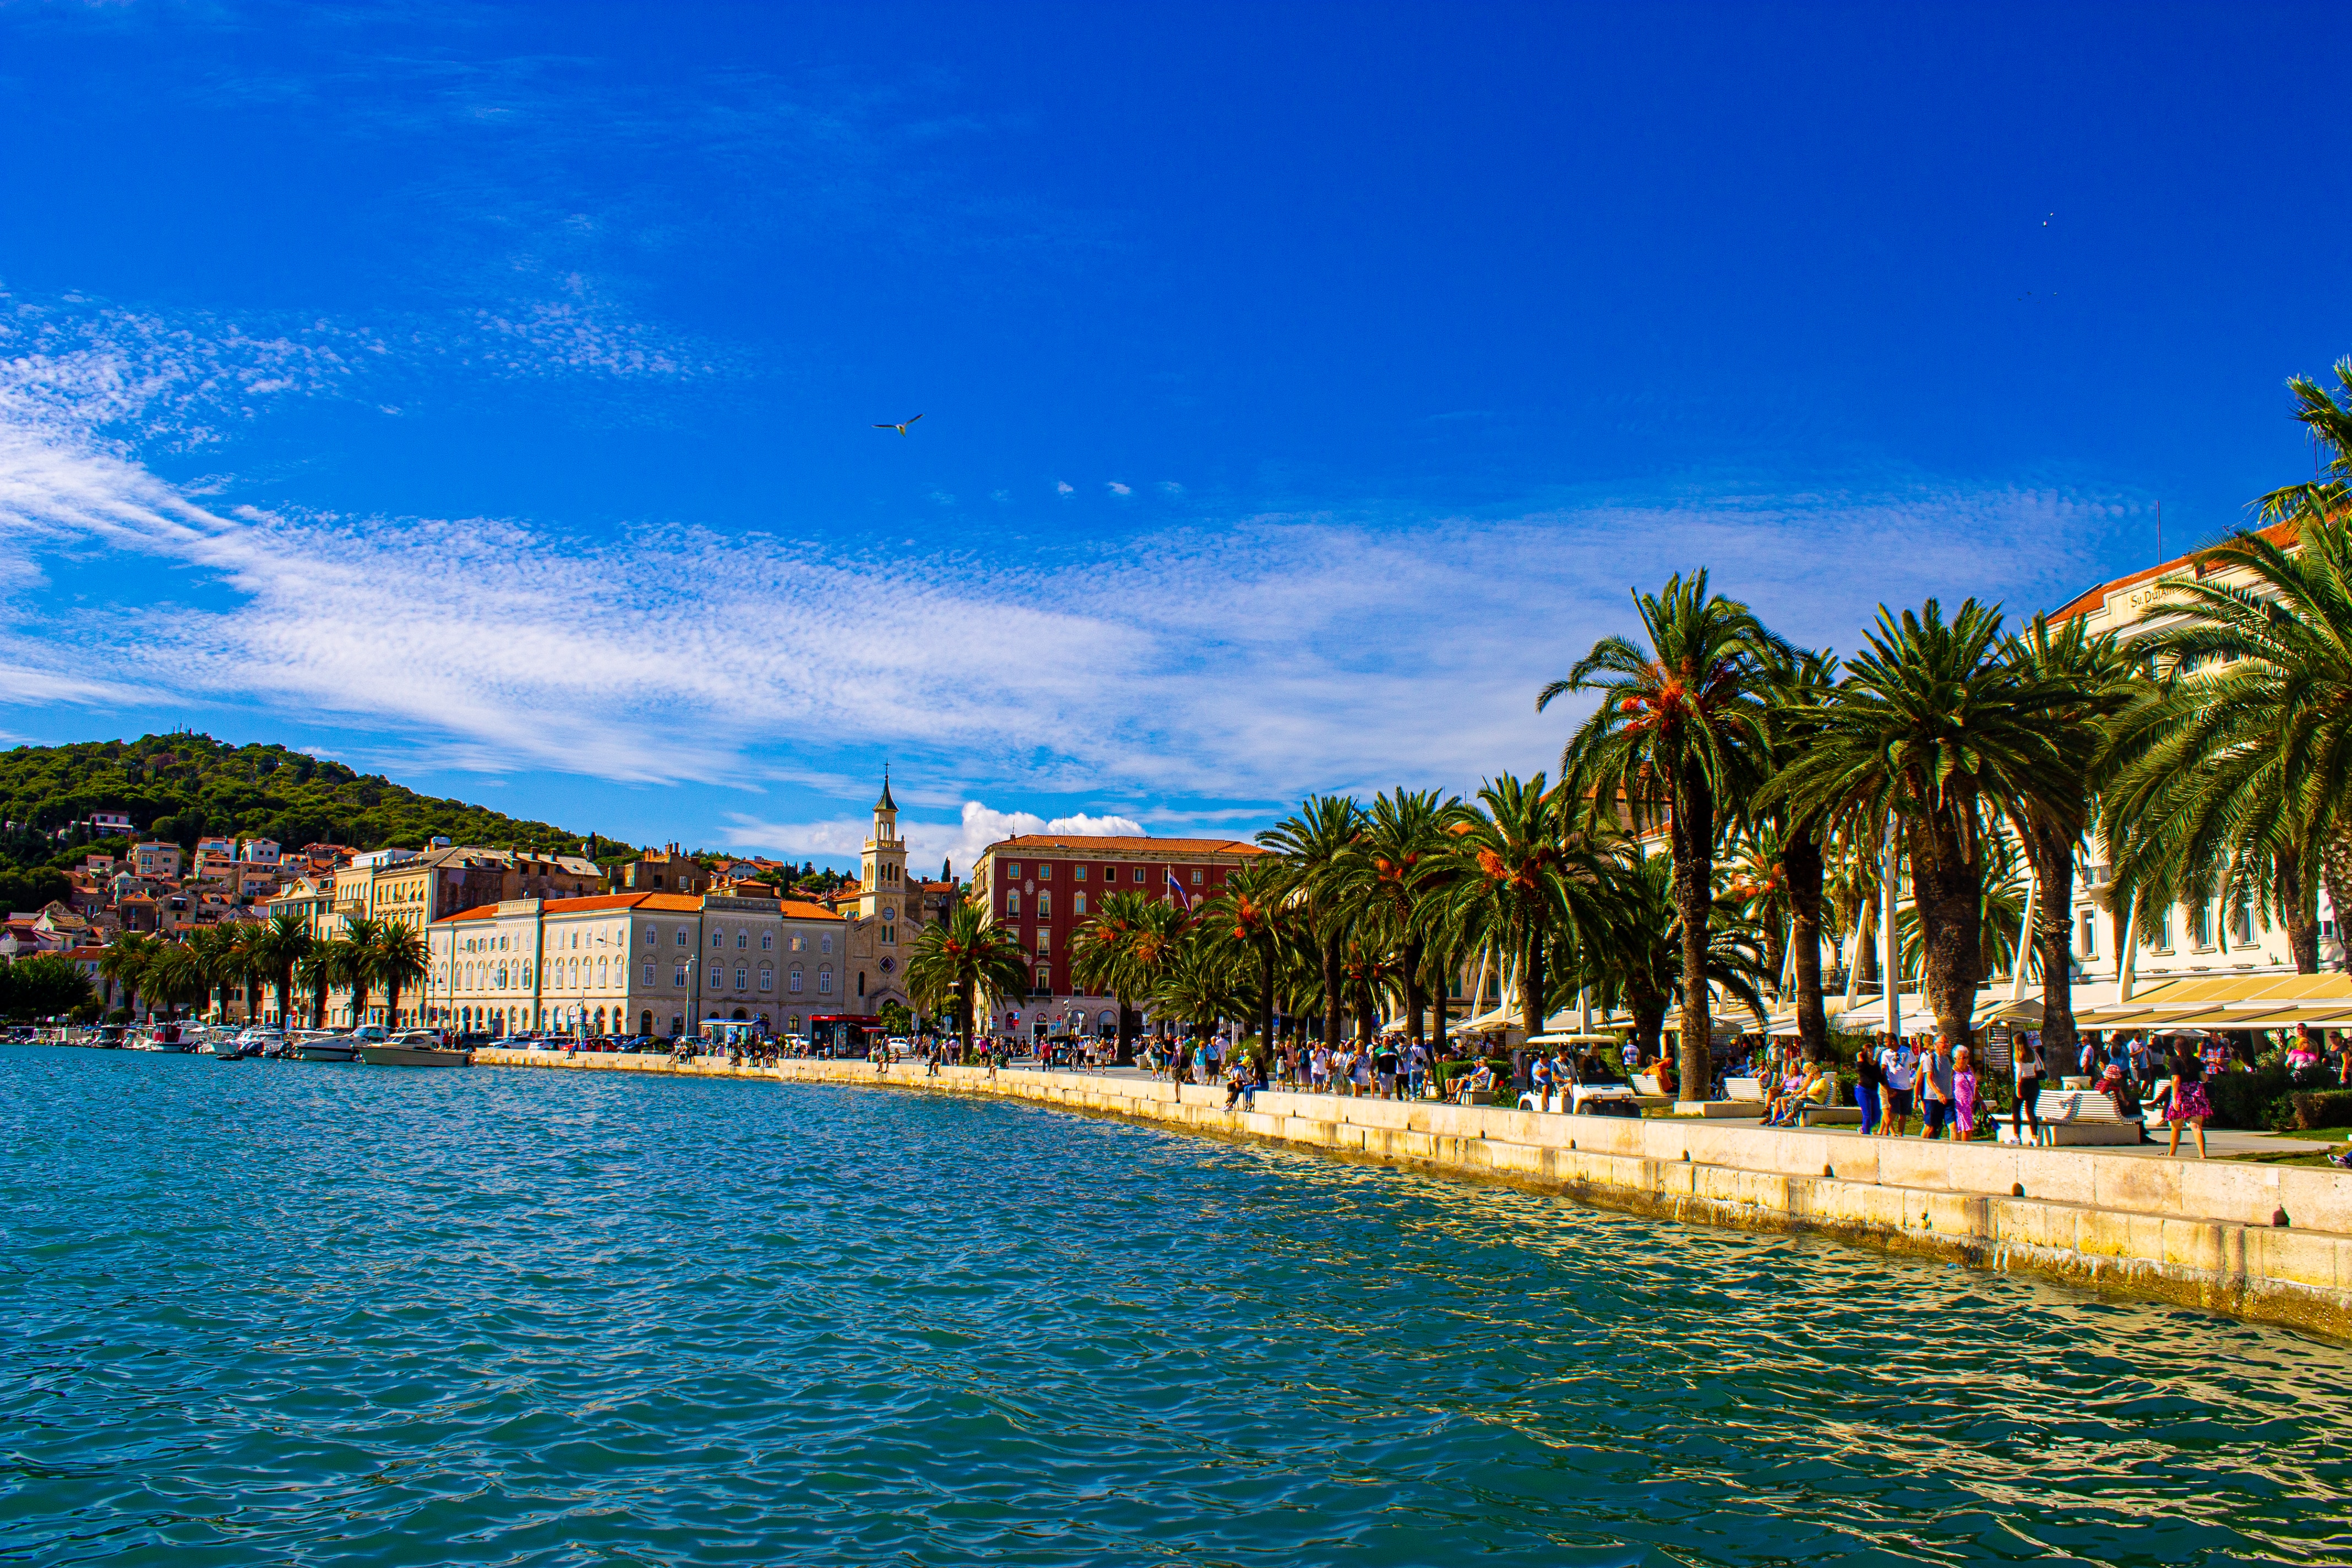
[
  {"left": 2290, "top": 1090, "right": 2352, "bottom": 1130},
  {"left": 2202, "top": 1063, "right": 2294, "bottom": 1131}
]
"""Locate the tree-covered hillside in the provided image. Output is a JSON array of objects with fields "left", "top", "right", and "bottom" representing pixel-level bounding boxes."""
[{"left": 0, "top": 732, "right": 600, "bottom": 909}]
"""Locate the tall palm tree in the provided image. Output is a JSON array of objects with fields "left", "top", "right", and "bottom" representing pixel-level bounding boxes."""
[
  {"left": 1150, "top": 929, "right": 1245, "bottom": 1044},
  {"left": 1751, "top": 641, "right": 1841, "bottom": 1055},
  {"left": 257, "top": 912, "right": 313, "bottom": 1028},
  {"left": 1070, "top": 889, "right": 1152, "bottom": 1058},
  {"left": 330, "top": 916, "right": 382, "bottom": 1028},
  {"left": 1773, "top": 600, "right": 2073, "bottom": 1049},
  {"left": 296, "top": 945, "right": 336, "bottom": 1030},
  {"left": 907, "top": 897, "right": 1031, "bottom": 1058},
  {"left": 2002, "top": 612, "right": 2132, "bottom": 1053},
  {"left": 187, "top": 924, "right": 244, "bottom": 1022},
  {"left": 1332, "top": 788, "right": 1462, "bottom": 1051},
  {"left": 1441, "top": 774, "right": 1616, "bottom": 1043},
  {"left": 2103, "top": 516, "right": 2352, "bottom": 974},
  {"left": 371, "top": 919, "right": 429, "bottom": 1028},
  {"left": 97, "top": 931, "right": 157, "bottom": 1019},
  {"left": 1545, "top": 573, "right": 1776, "bottom": 1093},
  {"left": 1199, "top": 858, "right": 1297, "bottom": 1057},
  {"left": 1256, "top": 795, "right": 1365, "bottom": 1054}
]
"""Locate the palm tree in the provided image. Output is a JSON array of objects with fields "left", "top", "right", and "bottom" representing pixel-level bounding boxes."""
[
  {"left": 1332, "top": 788, "right": 1462, "bottom": 1052},
  {"left": 1441, "top": 774, "right": 1616, "bottom": 1043},
  {"left": 330, "top": 916, "right": 382, "bottom": 1028},
  {"left": 1772, "top": 600, "right": 2074, "bottom": 1049},
  {"left": 1545, "top": 573, "right": 1776, "bottom": 1093},
  {"left": 187, "top": 924, "right": 245, "bottom": 1022},
  {"left": 2001, "top": 612, "right": 2132, "bottom": 1054},
  {"left": 1150, "top": 929, "right": 1245, "bottom": 1044},
  {"left": 141, "top": 940, "right": 209, "bottom": 1021},
  {"left": 371, "top": 919, "right": 429, "bottom": 1028},
  {"left": 1588, "top": 848, "right": 1772, "bottom": 1058},
  {"left": 2103, "top": 517, "right": 2352, "bottom": 974},
  {"left": 296, "top": 944, "right": 336, "bottom": 1030},
  {"left": 1199, "top": 858, "right": 1297, "bottom": 1059},
  {"left": 907, "top": 897, "right": 1031, "bottom": 1058},
  {"left": 1070, "top": 889, "right": 1151, "bottom": 1059},
  {"left": 257, "top": 912, "right": 313, "bottom": 1028},
  {"left": 96, "top": 931, "right": 157, "bottom": 1019},
  {"left": 2253, "top": 357, "right": 2352, "bottom": 527},
  {"left": 1256, "top": 796, "right": 1365, "bottom": 1053},
  {"left": 1751, "top": 641, "right": 1841, "bottom": 1055}
]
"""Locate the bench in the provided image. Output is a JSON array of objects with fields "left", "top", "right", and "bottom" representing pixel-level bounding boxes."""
[{"left": 1992, "top": 1086, "right": 2146, "bottom": 1146}]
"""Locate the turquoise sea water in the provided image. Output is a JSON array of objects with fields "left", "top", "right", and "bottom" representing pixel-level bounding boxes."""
[{"left": 2, "top": 1047, "right": 2348, "bottom": 1567}]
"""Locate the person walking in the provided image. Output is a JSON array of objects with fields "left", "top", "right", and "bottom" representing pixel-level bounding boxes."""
[
  {"left": 1918, "top": 1036, "right": 1956, "bottom": 1139},
  {"left": 2011, "top": 1030, "right": 2046, "bottom": 1144},
  {"left": 1878, "top": 1035, "right": 1916, "bottom": 1137},
  {"left": 2166, "top": 1039, "right": 2212, "bottom": 1159},
  {"left": 1951, "top": 1045, "right": 1980, "bottom": 1141},
  {"left": 1853, "top": 1041, "right": 1883, "bottom": 1136},
  {"left": 1406, "top": 1038, "right": 1429, "bottom": 1100}
]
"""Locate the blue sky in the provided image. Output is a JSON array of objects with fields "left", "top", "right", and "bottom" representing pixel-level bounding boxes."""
[{"left": 2, "top": 2, "right": 2348, "bottom": 872}]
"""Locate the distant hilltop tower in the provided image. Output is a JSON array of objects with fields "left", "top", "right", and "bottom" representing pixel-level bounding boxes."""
[{"left": 859, "top": 766, "right": 906, "bottom": 921}]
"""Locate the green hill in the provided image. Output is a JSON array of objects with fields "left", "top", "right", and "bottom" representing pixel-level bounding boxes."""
[{"left": 0, "top": 732, "right": 606, "bottom": 911}]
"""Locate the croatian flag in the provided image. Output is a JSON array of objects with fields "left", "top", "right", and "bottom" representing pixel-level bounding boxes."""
[{"left": 1166, "top": 867, "right": 1191, "bottom": 910}]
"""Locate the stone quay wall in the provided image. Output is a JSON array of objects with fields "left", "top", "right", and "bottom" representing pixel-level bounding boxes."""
[{"left": 475, "top": 1048, "right": 2352, "bottom": 1341}]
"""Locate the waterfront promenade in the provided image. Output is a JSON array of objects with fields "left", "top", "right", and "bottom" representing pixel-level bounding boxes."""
[{"left": 478, "top": 1048, "right": 2352, "bottom": 1342}]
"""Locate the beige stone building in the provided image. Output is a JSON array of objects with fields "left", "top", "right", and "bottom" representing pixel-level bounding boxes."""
[
  {"left": 2047, "top": 519, "right": 2331, "bottom": 986},
  {"left": 426, "top": 889, "right": 848, "bottom": 1039}
]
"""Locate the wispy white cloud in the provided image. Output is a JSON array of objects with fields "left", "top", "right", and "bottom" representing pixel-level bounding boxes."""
[
  {"left": 0, "top": 298, "right": 2125, "bottom": 814},
  {"left": 1106, "top": 480, "right": 1131, "bottom": 496},
  {"left": 1054, "top": 480, "right": 1074, "bottom": 496}
]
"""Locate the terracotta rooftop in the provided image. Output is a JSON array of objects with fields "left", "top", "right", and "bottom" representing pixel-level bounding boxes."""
[{"left": 982, "top": 835, "right": 1268, "bottom": 856}]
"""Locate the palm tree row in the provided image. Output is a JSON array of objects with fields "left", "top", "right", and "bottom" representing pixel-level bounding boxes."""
[
  {"left": 91, "top": 912, "right": 428, "bottom": 1029},
  {"left": 892, "top": 359, "right": 2352, "bottom": 1075}
]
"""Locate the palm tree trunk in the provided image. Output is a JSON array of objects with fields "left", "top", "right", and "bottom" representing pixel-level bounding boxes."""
[
  {"left": 1519, "top": 921, "right": 1547, "bottom": 1042},
  {"left": 1672, "top": 764, "right": 1716, "bottom": 1098},
  {"left": 1911, "top": 818, "right": 1986, "bottom": 1051},
  {"left": 385, "top": 978, "right": 404, "bottom": 1028},
  {"left": 2278, "top": 850, "right": 2321, "bottom": 973},
  {"left": 1320, "top": 934, "right": 1342, "bottom": 1053},
  {"left": 1401, "top": 933, "right": 1425, "bottom": 1049},
  {"left": 2323, "top": 829, "right": 2352, "bottom": 974},
  {"left": 2021, "top": 807, "right": 2079, "bottom": 1061},
  {"left": 274, "top": 972, "right": 292, "bottom": 1028},
  {"left": 1785, "top": 819, "right": 1828, "bottom": 1054},
  {"left": 1428, "top": 944, "right": 1449, "bottom": 1061},
  {"left": 1257, "top": 944, "right": 1276, "bottom": 1061},
  {"left": 960, "top": 978, "right": 976, "bottom": 1057}
]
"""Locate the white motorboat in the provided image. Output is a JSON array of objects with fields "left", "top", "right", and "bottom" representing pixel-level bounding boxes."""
[
  {"left": 293, "top": 1030, "right": 360, "bottom": 1063},
  {"left": 361, "top": 1030, "right": 471, "bottom": 1068}
]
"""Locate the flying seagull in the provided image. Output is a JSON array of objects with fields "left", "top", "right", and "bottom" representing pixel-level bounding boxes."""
[{"left": 873, "top": 414, "right": 924, "bottom": 436}]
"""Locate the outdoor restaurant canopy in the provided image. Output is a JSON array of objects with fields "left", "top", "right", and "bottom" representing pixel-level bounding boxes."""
[{"left": 2066, "top": 973, "right": 2352, "bottom": 1033}]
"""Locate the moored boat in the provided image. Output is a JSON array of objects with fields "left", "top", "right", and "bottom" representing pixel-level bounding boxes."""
[
  {"left": 293, "top": 1030, "right": 361, "bottom": 1063},
  {"left": 361, "top": 1030, "right": 471, "bottom": 1068}
]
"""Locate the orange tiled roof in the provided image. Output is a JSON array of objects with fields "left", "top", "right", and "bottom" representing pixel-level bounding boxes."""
[
  {"left": 2049, "top": 518, "right": 2300, "bottom": 623},
  {"left": 984, "top": 834, "right": 1268, "bottom": 856}
]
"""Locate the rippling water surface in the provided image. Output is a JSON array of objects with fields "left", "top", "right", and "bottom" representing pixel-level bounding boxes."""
[{"left": 3, "top": 1047, "right": 2349, "bottom": 1566}]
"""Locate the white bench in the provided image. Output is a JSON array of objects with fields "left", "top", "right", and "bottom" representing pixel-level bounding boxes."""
[{"left": 1992, "top": 1087, "right": 2145, "bottom": 1146}]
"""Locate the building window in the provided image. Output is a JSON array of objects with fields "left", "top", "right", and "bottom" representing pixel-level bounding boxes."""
[
  {"left": 819, "top": 968, "right": 833, "bottom": 994},
  {"left": 791, "top": 967, "right": 803, "bottom": 993},
  {"left": 676, "top": 928, "right": 689, "bottom": 946},
  {"left": 1008, "top": 862, "right": 1022, "bottom": 878},
  {"left": 759, "top": 967, "right": 773, "bottom": 992},
  {"left": 2190, "top": 903, "right": 2212, "bottom": 949},
  {"left": 821, "top": 934, "right": 833, "bottom": 955},
  {"left": 673, "top": 966, "right": 687, "bottom": 987},
  {"left": 882, "top": 924, "right": 895, "bottom": 944},
  {"left": 2153, "top": 906, "right": 2174, "bottom": 952},
  {"left": 1037, "top": 891, "right": 1051, "bottom": 918},
  {"left": 644, "top": 962, "right": 656, "bottom": 984},
  {"left": 735, "top": 967, "right": 748, "bottom": 990},
  {"left": 2231, "top": 901, "right": 2256, "bottom": 945},
  {"left": 1036, "top": 967, "right": 1050, "bottom": 992},
  {"left": 1074, "top": 892, "right": 1087, "bottom": 917},
  {"left": 712, "top": 931, "right": 725, "bottom": 949},
  {"left": 1073, "top": 865, "right": 1087, "bottom": 881},
  {"left": 1190, "top": 870, "right": 1203, "bottom": 886},
  {"left": 1037, "top": 863, "right": 1051, "bottom": 878},
  {"left": 1035, "top": 928, "right": 1050, "bottom": 952},
  {"left": 1007, "top": 890, "right": 1021, "bottom": 916},
  {"left": 761, "top": 933, "right": 772, "bottom": 950},
  {"left": 791, "top": 933, "right": 805, "bottom": 952},
  {"left": 1134, "top": 868, "right": 1146, "bottom": 883}
]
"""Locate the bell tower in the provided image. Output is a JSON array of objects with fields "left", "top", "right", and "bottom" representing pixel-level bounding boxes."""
[{"left": 860, "top": 767, "right": 906, "bottom": 922}]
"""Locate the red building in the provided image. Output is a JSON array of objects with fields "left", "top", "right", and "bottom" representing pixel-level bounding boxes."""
[{"left": 968, "top": 834, "right": 1267, "bottom": 1036}]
